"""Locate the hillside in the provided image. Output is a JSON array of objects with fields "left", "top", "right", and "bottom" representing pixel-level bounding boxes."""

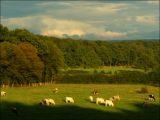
[{"left": 0, "top": 24, "right": 160, "bottom": 86}]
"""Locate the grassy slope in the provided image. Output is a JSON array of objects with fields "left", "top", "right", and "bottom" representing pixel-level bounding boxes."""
[{"left": 1, "top": 84, "right": 160, "bottom": 120}]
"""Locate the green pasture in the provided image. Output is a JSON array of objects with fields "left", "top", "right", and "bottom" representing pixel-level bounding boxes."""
[
  {"left": 1, "top": 84, "right": 159, "bottom": 120},
  {"left": 60, "top": 66, "right": 148, "bottom": 75}
]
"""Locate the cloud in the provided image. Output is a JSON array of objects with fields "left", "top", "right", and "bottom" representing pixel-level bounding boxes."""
[
  {"left": 2, "top": 15, "right": 127, "bottom": 40},
  {"left": 37, "top": 1, "right": 71, "bottom": 6},
  {"left": 135, "top": 16, "right": 158, "bottom": 24},
  {"left": 37, "top": 1, "right": 129, "bottom": 15},
  {"left": 127, "top": 15, "right": 158, "bottom": 25},
  {"left": 146, "top": 1, "right": 159, "bottom": 4},
  {"left": 97, "top": 31, "right": 127, "bottom": 38},
  {"left": 68, "top": 3, "right": 129, "bottom": 15},
  {"left": 90, "top": 3, "right": 129, "bottom": 13}
]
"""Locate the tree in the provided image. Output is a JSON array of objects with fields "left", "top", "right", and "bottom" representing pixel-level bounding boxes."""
[
  {"left": 18, "top": 42, "right": 44, "bottom": 82},
  {"left": 0, "top": 42, "right": 44, "bottom": 85},
  {"left": 40, "top": 40, "right": 64, "bottom": 83}
]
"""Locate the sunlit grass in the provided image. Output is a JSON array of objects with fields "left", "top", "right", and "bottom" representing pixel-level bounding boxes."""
[
  {"left": 60, "top": 66, "right": 148, "bottom": 75},
  {"left": 1, "top": 84, "right": 159, "bottom": 108},
  {"left": 1, "top": 84, "right": 159, "bottom": 120}
]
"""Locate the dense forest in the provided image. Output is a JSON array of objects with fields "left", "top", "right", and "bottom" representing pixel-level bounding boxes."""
[{"left": 0, "top": 24, "right": 160, "bottom": 86}]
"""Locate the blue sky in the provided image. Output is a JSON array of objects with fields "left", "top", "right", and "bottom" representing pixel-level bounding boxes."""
[{"left": 1, "top": 0, "right": 159, "bottom": 40}]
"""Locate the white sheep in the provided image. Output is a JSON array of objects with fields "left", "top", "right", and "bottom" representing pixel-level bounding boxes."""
[
  {"left": 1, "top": 91, "right": 6, "bottom": 96},
  {"left": 96, "top": 97, "right": 105, "bottom": 105},
  {"left": 105, "top": 100, "right": 114, "bottom": 107},
  {"left": 109, "top": 97, "right": 114, "bottom": 101},
  {"left": 65, "top": 97, "right": 74, "bottom": 103},
  {"left": 112, "top": 95, "right": 120, "bottom": 101},
  {"left": 48, "top": 98, "right": 56, "bottom": 105},
  {"left": 148, "top": 97, "right": 155, "bottom": 101},
  {"left": 89, "top": 96, "right": 94, "bottom": 102},
  {"left": 53, "top": 88, "right": 58, "bottom": 93},
  {"left": 40, "top": 99, "right": 46, "bottom": 105},
  {"left": 41, "top": 98, "right": 49, "bottom": 106},
  {"left": 91, "top": 89, "right": 99, "bottom": 95},
  {"left": 148, "top": 94, "right": 156, "bottom": 101},
  {"left": 41, "top": 98, "right": 55, "bottom": 106}
]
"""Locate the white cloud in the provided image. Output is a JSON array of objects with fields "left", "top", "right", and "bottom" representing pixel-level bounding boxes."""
[
  {"left": 127, "top": 16, "right": 158, "bottom": 25},
  {"left": 37, "top": 1, "right": 71, "bottom": 7},
  {"left": 37, "top": 2, "right": 129, "bottom": 15},
  {"left": 91, "top": 3, "right": 128, "bottom": 13},
  {"left": 128, "top": 30, "right": 138, "bottom": 34},
  {"left": 93, "top": 31, "right": 127, "bottom": 39},
  {"left": 135, "top": 16, "right": 158, "bottom": 24},
  {"left": 69, "top": 3, "right": 129, "bottom": 14},
  {"left": 146, "top": 1, "right": 159, "bottom": 4},
  {"left": 1, "top": 15, "right": 127, "bottom": 40}
]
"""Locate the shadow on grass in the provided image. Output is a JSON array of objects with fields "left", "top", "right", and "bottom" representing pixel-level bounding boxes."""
[{"left": 0, "top": 101, "right": 160, "bottom": 120}]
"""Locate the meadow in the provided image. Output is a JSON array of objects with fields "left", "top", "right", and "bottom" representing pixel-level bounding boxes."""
[
  {"left": 60, "top": 66, "right": 147, "bottom": 75},
  {"left": 56, "top": 66, "right": 157, "bottom": 85},
  {"left": 1, "top": 84, "right": 160, "bottom": 120}
]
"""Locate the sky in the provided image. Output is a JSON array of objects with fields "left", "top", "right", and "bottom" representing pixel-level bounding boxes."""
[{"left": 1, "top": 0, "right": 159, "bottom": 40}]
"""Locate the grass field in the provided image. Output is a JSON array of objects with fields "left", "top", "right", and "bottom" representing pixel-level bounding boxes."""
[
  {"left": 60, "top": 66, "right": 149, "bottom": 75},
  {"left": 1, "top": 84, "right": 160, "bottom": 120}
]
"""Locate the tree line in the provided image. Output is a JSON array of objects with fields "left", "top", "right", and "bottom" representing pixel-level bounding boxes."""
[{"left": 0, "top": 24, "right": 159, "bottom": 86}]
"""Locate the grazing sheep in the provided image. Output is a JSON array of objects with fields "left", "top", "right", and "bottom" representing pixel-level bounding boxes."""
[
  {"left": 148, "top": 94, "right": 156, "bottom": 101},
  {"left": 40, "top": 98, "right": 55, "bottom": 106},
  {"left": 89, "top": 96, "right": 94, "bottom": 102},
  {"left": 112, "top": 95, "right": 120, "bottom": 101},
  {"left": 11, "top": 107, "right": 18, "bottom": 115},
  {"left": 109, "top": 97, "right": 114, "bottom": 101},
  {"left": 1, "top": 91, "right": 6, "bottom": 96},
  {"left": 96, "top": 97, "right": 105, "bottom": 105},
  {"left": 53, "top": 88, "right": 58, "bottom": 93},
  {"left": 91, "top": 89, "right": 99, "bottom": 95},
  {"left": 41, "top": 98, "right": 49, "bottom": 106},
  {"left": 48, "top": 98, "right": 56, "bottom": 105},
  {"left": 65, "top": 97, "right": 74, "bottom": 103},
  {"left": 105, "top": 100, "right": 114, "bottom": 107}
]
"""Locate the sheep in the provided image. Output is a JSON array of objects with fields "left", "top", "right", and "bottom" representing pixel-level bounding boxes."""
[
  {"left": 91, "top": 89, "right": 99, "bottom": 95},
  {"left": 53, "top": 88, "right": 58, "bottom": 94},
  {"left": 148, "top": 94, "right": 156, "bottom": 101},
  {"left": 111, "top": 95, "right": 120, "bottom": 101},
  {"left": 89, "top": 96, "right": 94, "bottom": 102},
  {"left": 65, "top": 97, "right": 74, "bottom": 103},
  {"left": 1, "top": 91, "right": 6, "bottom": 96},
  {"left": 96, "top": 97, "right": 105, "bottom": 105},
  {"left": 109, "top": 97, "right": 114, "bottom": 101},
  {"left": 105, "top": 100, "right": 114, "bottom": 107},
  {"left": 41, "top": 98, "right": 48, "bottom": 106},
  {"left": 48, "top": 98, "right": 56, "bottom": 105},
  {"left": 40, "top": 98, "right": 55, "bottom": 106},
  {"left": 40, "top": 98, "right": 50, "bottom": 106}
]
